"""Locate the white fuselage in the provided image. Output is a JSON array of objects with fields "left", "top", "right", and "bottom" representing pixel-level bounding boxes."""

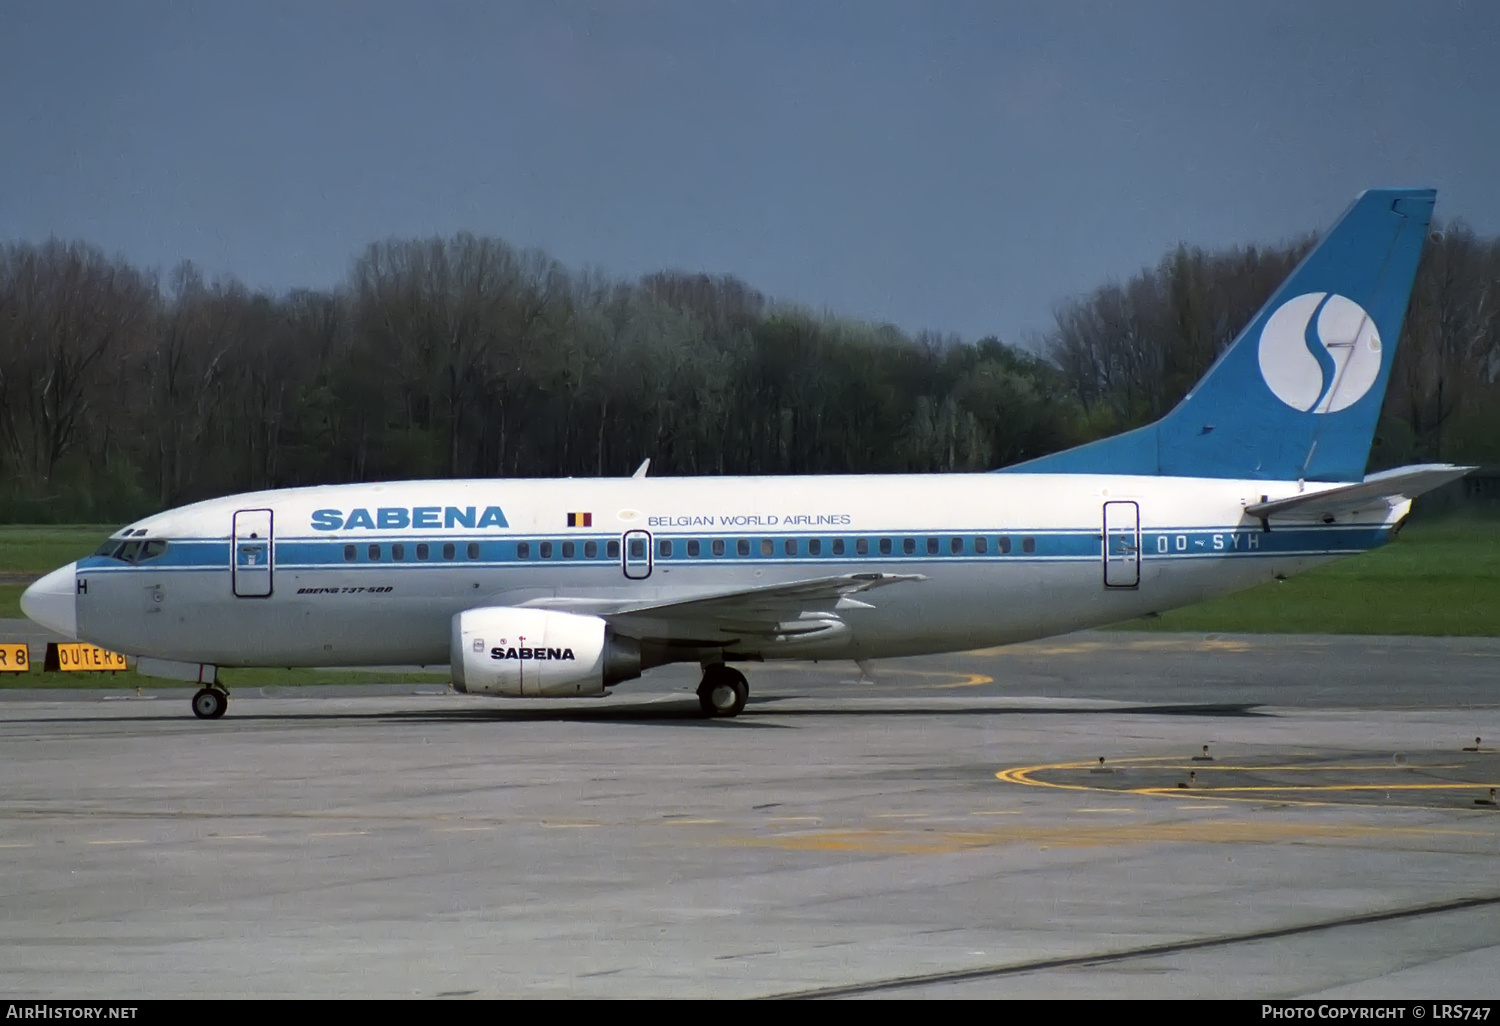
[{"left": 43, "top": 472, "right": 1396, "bottom": 671}]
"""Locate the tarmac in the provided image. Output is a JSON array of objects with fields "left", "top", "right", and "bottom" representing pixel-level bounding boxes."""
[{"left": 1, "top": 629, "right": 1498, "bottom": 998}]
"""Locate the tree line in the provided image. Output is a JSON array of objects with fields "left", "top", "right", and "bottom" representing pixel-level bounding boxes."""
[{"left": 1, "top": 220, "right": 1496, "bottom": 522}]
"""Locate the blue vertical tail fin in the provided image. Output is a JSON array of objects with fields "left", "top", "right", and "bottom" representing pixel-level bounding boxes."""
[{"left": 1006, "top": 188, "right": 1435, "bottom": 482}]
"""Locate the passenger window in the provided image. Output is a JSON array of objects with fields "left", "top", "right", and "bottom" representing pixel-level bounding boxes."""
[
  {"left": 607, "top": 540, "right": 620, "bottom": 558},
  {"left": 857, "top": 538, "right": 869, "bottom": 556},
  {"left": 443, "top": 542, "right": 456, "bottom": 560},
  {"left": 392, "top": 543, "right": 406, "bottom": 561},
  {"left": 974, "top": 537, "right": 988, "bottom": 555},
  {"left": 467, "top": 542, "right": 480, "bottom": 559},
  {"left": 808, "top": 538, "right": 821, "bottom": 556},
  {"left": 416, "top": 543, "right": 429, "bottom": 560},
  {"left": 562, "top": 541, "right": 575, "bottom": 558},
  {"left": 783, "top": 538, "right": 797, "bottom": 556},
  {"left": 760, "top": 538, "right": 774, "bottom": 556},
  {"left": 629, "top": 538, "right": 645, "bottom": 558},
  {"left": 344, "top": 544, "right": 356, "bottom": 562},
  {"left": 903, "top": 538, "right": 916, "bottom": 555},
  {"left": 1022, "top": 536, "right": 1036, "bottom": 554},
  {"left": 997, "top": 536, "right": 1011, "bottom": 554},
  {"left": 516, "top": 541, "right": 531, "bottom": 559},
  {"left": 584, "top": 540, "right": 598, "bottom": 558},
  {"left": 737, "top": 539, "right": 750, "bottom": 557},
  {"left": 950, "top": 537, "right": 962, "bottom": 555},
  {"left": 540, "top": 541, "right": 553, "bottom": 559},
  {"left": 926, "top": 537, "right": 938, "bottom": 555},
  {"left": 368, "top": 545, "right": 381, "bottom": 561},
  {"left": 141, "top": 540, "right": 168, "bottom": 560},
  {"left": 879, "top": 538, "right": 892, "bottom": 556},
  {"left": 712, "top": 539, "right": 726, "bottom": 557},
  {"left": 687, "top": 539, "right": 700, "bottom": 557},
  {"left": 831, "top": 538, "right": 844, "bottom": 556},
  {"left": 658, "top": 539, "right": 673, "bottom": 558}
]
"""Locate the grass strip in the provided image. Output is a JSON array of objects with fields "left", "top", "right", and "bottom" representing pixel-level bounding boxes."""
[
  {"left": 1113, "top": 520, "right": 1500, "bottom": 636},
  {"left": 0, "top": 524, "right": 115, "bottom": 574}
]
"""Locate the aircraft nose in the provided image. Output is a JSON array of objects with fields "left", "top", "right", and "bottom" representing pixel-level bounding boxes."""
[{"left": 21, "top": 562, "right": 78, "bottom": 639}]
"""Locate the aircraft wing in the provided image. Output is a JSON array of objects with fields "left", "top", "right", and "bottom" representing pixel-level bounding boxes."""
[
  {"left": 1243, "top": 464, "right": 1473, "bottom": 524},
  {"left": 596, "top": 572, "right": 926, "bottom": 646}
]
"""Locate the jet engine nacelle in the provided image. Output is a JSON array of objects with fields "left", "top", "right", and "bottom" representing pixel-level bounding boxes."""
[{"left": 450, "top": 607, "right": 641, "bottom": 697}]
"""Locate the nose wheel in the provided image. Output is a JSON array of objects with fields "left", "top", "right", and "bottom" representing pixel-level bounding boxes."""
[
  {"left": 697, "top": 665, "right": 748, "bottom": 718},
  {"left": 191, "top": 687, "right": 229, "bottom": 719}
]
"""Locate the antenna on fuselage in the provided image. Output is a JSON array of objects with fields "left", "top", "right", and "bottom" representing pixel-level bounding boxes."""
[{"left": 632, "top": 459, "right": 651, "bottom": 479}]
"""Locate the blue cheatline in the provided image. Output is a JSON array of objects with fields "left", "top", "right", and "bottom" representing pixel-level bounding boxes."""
[
  {"left": 1002, "top": 188, "right": 1436, "bottom": 483},
  {"left": 74, "top": 524, "right": 1389, "bottom": 576}
]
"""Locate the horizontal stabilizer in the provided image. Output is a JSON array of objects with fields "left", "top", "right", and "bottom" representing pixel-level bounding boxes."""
[{"left": 1243, "top": 464, "right": 1473, "bottom": 523}]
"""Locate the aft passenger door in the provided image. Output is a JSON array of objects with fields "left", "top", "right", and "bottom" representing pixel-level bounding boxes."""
[
  {"left": 232, "top": 509, "right": 274, "bottom": 598},
  {"left": 1102, "top": 501, "right": 1139, "bottom": 589}
]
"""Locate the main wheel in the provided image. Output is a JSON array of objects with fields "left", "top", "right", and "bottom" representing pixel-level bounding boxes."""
[
  {"left": 697, "top": 665, "right": 748, "bottom": 718},
  {"left": 191, "top": 687, "right": 228, "bottom": 720}
]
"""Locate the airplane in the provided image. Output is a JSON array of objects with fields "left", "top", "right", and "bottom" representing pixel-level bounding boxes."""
[{"left": 20, "top": 188, "right": 1471, "bottom": 721}]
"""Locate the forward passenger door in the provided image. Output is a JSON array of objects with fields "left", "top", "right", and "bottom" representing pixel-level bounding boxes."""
[{"left": 232, "top": 509, "right": 274, "bottom": 597}]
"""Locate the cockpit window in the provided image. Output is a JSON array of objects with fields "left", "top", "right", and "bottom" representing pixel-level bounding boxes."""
[{"left": 93, "top": 539, "right": 169, "bottom": 563}]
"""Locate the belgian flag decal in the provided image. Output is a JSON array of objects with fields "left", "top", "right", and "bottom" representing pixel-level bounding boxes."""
[{"left": 566, "top": 512, "right": 593, "bottom": 527}]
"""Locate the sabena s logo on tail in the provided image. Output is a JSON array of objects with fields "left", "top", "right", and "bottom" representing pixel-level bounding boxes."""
[{"left": 1257, "top": 292, "right": 1382, "bottom": 414}]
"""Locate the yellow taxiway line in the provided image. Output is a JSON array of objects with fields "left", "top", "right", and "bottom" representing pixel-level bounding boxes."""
[{"left": 996, "top": 756, "right": 1500, "bottom": 809}]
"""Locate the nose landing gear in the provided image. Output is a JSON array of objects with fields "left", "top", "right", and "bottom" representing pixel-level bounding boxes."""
[
  {"left": 697, "top": 664, "right": 748, "bottom": 718},
  {"left": 191, "top": 687, "right": 229, "bottom": 719}
]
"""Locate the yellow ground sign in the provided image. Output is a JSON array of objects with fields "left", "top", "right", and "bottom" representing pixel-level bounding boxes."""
[
  {"left": 47, "top": 643, "right": 128, "bottom": 672},
  {"left": 0, "top": 643, "right": 29, "bottom": 673}
]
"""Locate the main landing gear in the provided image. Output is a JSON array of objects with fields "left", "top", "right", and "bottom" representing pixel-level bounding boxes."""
[
  {"left": 697, "top": 664, "right": 748, "bottom": 718},
  {"left": 191, "top": 686, "right": 229, "bottom": 720}
]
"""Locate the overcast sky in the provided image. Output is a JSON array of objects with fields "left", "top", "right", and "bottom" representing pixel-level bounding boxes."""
[{"left": 2, "top": 1, "right": 1496, "bottom": 346}]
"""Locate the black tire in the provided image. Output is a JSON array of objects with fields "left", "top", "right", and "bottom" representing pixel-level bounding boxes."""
[
  {"left": 192, "top": 687, "right": 227, "bottom": 720},
  {"left": 697, "top": 665, "right": 748, "bottom": 718}
]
